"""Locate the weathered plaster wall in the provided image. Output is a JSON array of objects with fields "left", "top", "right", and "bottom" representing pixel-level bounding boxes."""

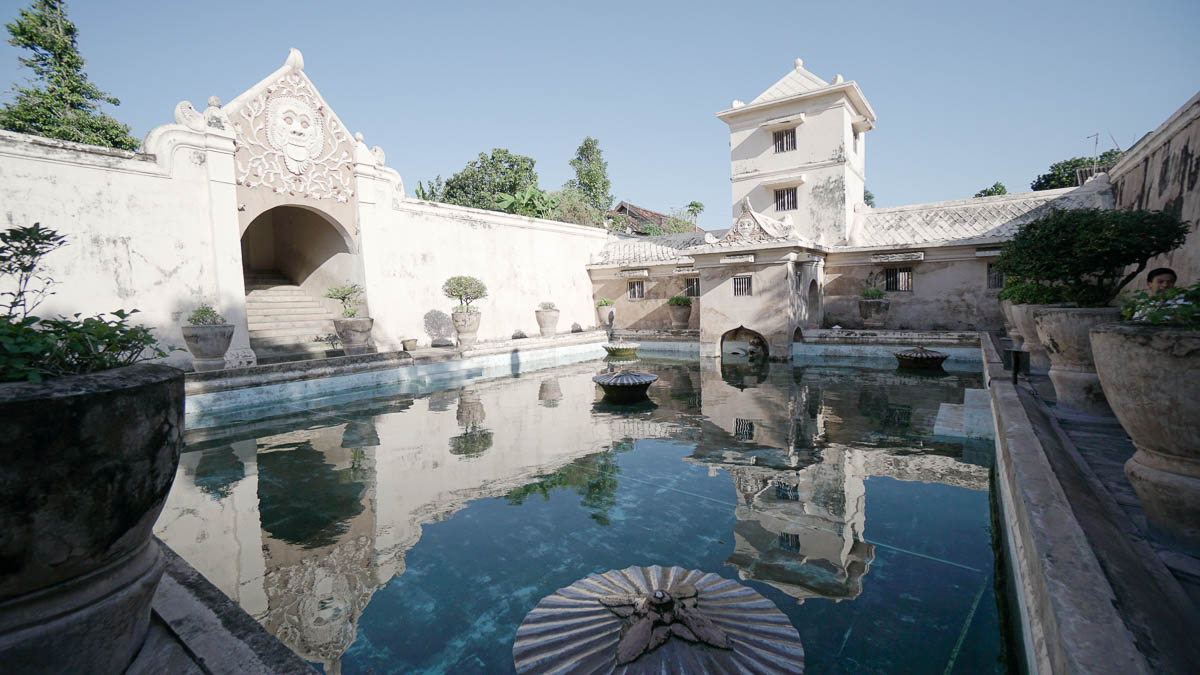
[
  {"left": 0, "top": 127, "right": 253, "bottom": 369},
  {"left": 589, "top": 266, "right": 700, "bottom": 331},
  {"left": 823, "top": 247, "right": 1003, "bottom": 331},
  {"left": 1109, "top": 91, "right": 1200, "bottom": 286},
  {"left": 358, "top": 200, "right": 610, "bottom": 350},
  {"left": 693, "top": 249, "right": 810, "bottom": 358}
]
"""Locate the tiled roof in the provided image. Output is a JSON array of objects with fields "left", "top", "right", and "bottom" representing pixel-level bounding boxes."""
[
  {"left": 591, "top": 230, "right": 727, "bottom": 266},
  {"left": 750, "top": 63, "right": 829, "bottom": 105},
  {"left": 846, "top": 179, "right": 1114, "bottom": 248},
  {"left": 611, "top": 201, "right": 669, "bottom": 226}
]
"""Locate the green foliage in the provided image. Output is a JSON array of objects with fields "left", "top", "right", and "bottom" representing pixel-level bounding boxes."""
[
  {"left": 995, "top": 208, "right": 1188, "bottom": 306},
  {"left": 449, "top": 426, "right": 493, "bottom": 457},
  {"left": 667, "top": 295, "right": 691, "bottom": 307},
  {"left": 639, "top": 222, "right": 665, "bottom": 236},
  {"left": 685, "top": 201, "right": 705, "bottom": 222},
  {"left": 664, "top": 209, "right": 697, "bottom": 233},
  {"left": 494, "top": 185, "right": 559, "bottom": 219},
  {"left": 596, "top": 297, "right": 613, "bottom": 307},
  {"left": 187, "top": 304, "right": 226, "bottom": 326},
  {"left": 974, "top": 182, "right": 1007, "bottom": 197},
  {"left": 995, "top": 278, "right": 1067, "bottom": 304},
  {"left": 443, "top": 148, "right": 538, "bottom": 211},
  {"left": 1030, "top": 149, "right": 1122, "bottom": 191},
  {"left": 443, "top": 275, "right": 487, "bottom": 311},
  {"left": 325, "top": 282, "right": 365, "bottom": 318},
  {"left": 504, "top": 447, "right": 627, "bottom": 526},
  {"left": 0, "top": 1, "right": 139, "bottom": 150},
  {"left": 864, "top": 188, "right": 876, "bottom": 207},
  {"left": 1121, "top": 281, "right": 1200, "bottom": 326},
  {"left": 565, "top": 137, "right": 612, "bottom": 211},
  {"left": 538, "top": 301, "right": 557, "bottom": 311},
  {"left": 0, "top": 222, "right": 169, "bottom": 382},
  {"left": 547, "top": 188, "right": 605, "bottom": 227},
  {"left": 859, "top": 288, "right": 886, "bottom": 299},
  {"left": 413, "top": 176, "right": 445, "bottom": 201},
  {"left": 607, "top": 213, "right": 636, "bottom": 232},
  {"left": 0, "top": 221, "right": 64, "bottom": 318}
]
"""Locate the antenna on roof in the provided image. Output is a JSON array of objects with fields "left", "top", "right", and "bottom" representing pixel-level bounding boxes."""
[
  {"left": 1087, "top": 133, "right": 1100, "bottom": 171},
  {"left": 1107, "top": 131, "right": 1122, "bottom": 153}
]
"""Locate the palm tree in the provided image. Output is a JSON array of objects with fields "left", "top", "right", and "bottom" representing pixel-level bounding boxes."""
[{"left": 685, "top": 201, "right": 704, "bottom": 223}]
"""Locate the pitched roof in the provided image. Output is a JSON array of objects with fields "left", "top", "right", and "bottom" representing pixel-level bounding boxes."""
[
  {"left": 750, "top": 60, "right": 829, "bottom": 105},
  {"left": 611, "top": 201, "right": 669, "bottom": 226},
  {"left": 846, "top": 178, "right": 1115, "bottom": 249}
]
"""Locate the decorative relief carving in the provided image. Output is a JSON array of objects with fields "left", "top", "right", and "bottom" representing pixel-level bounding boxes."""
[
  {"left": 233, "top": 72, "right": 354, "bottom": 202},
  {"left": 174, "top": 101, "right": 206, "bottom": 132}
]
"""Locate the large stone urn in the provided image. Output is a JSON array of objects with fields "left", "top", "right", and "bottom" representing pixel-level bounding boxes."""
[
  {"left": 181, "top": 324, "right": 234, "bottom": 372},
  {"left": 333, "top": 317, "right": 374, "bottom": 356},
  {"left": 452, "top": 310, "right": 482, "bottom": 348},
  {"left": 999, "top": 300, "right": 1024, "bottom": 349},
  {"left": 0, "top": 364, "right": 184, "bottom": 673},
  {"left": 1009, "top": 303, "right": 1071, "bottom": 374},
  {"left": 1091, "top": 324, "right": 1200, "bottom": 554},
  {"left": 535, "top": 308, "right": 560, "bottom": 336},
  {"left": 1033, "top": 307, "right": 1119, "bottom": 415},
  {"left": 669, "top": 303, "right": 692, "bottom": 330},
  {"left": 858, "top": 298, "right": 890, "bottom": 329}
]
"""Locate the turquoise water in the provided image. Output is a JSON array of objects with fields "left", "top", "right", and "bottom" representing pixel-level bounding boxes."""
[{"left": 156, "top": 357, "right": 1003, "bottom": 673}]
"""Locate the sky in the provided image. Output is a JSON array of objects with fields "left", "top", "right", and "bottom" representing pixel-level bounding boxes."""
[{"left": 1, "top": 0, "right": 1198, "bottom": 229}]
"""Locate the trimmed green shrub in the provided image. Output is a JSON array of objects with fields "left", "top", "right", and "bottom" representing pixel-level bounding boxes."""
[
  {"left": 859, "top": 288, "right": 886, "bottom": 299},
  {"left": 187, "top": 304, "right": 226, "bottom": 325},
  {"left": 444, "top": 276, "right": 487, "bottom": 313},
  {"left": 667, "top": 295, "right": 692, "bottom": 307},
  {"left": 596, "top": 297, "right": 614, "bottom": 307},
  {"left": 325, "top": 283, "right": 365, "bottom": 318}
]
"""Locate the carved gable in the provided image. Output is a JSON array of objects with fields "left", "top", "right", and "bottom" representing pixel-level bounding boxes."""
[{"left": 227, "top": 51, "right": 355, "bottom": 203}]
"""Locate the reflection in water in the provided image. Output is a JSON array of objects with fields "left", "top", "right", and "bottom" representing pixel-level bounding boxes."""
[{"left": 156, "top": 358, "right": 996, "bottom": 672}]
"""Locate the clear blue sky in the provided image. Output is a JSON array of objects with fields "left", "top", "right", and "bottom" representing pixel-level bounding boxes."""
[{"left": 2, "top": 0, "right": 1198, "bottom": 228}]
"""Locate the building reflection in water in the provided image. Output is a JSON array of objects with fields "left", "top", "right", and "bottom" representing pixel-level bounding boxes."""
[{"left": 155, "top": 358, "right": 992, "bottom": 668}]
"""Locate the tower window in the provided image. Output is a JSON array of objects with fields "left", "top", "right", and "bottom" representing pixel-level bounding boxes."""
[
  {"left": 773, "top": 128, "right": 796, "bottom": 153},
  {"left": 733, "top": 275, "right": 753, "bottom": 296},
  {"left": 774, "top": 187, "right": 797, "bottom": 211},
  {"left": 884, "top": 267, "right": 913, "bottom": 292},
  {"left": 627, "top": 280, "right": 644, "bottom": 299}
]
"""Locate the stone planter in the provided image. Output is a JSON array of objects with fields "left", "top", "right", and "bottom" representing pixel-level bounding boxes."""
[
  {"left": 597, "top": 305, "right": 615, "bottom": 331},
  {"left": 538, "top": 378, "right": 563, "bottom": 408},
  {"left": 0, "top": 364, "right": 183, "bottom": 673},
  {"left": 999, "top": 300, "right": 1024, "bottom": 349},
  {"left": 181, "top": 323, "right": 234, "bottom": 372},
  {"left": 858, "top": 298, "right": 890, "bottom": 329},
  {"left": 452, "top": 311, "right": 482, "bottom": 348},
  {"left": 1009, "top": 303, "right": 1071, "bottom": 374},
  {"left": 669, "top": 304, "right": 692, "bottom": 329},
  {"left": 1033, "top": 307, "right": 1120, "bottom": 415},
  {"left": 535, "top": 309, "right": 560, "bottom": 336},
  {"left": 401, "top": 338, "right": 418, "bottom": 352},
  {"left": 333, "top": 317, "right": 374, "bottom": 356},
  {"left": 1091, "top": 324, "right": 1200, "bottom": 554}
]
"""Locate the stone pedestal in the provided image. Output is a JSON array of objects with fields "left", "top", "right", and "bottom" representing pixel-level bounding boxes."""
[{"left": 1033, "top": 307, "right": 1119, "bottom": 416}]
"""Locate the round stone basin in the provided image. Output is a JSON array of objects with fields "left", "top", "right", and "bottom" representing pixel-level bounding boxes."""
[
  {"left": 592, "top": 370, "right": 658, "bottom": 403},
  {"left": 893, "top": 345, "right": 949, "bottom": 371},
  {"left": 602, "top": 341, "right": 640, "bottom": 359}
]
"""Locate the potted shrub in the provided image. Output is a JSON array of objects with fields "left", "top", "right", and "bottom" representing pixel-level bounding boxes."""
[
  {"left": 668, "top": 295, "right": 692, "bottom": 329},
  {"left": 444, "top": 276, "right": 487, "bottom": 348},
  {"left": 181, "top": 304, "right": 234, "bottom": 372},
  {"left": 535, "top": 301, "right": 560, "bottom": 336},
  {"left": 1092, "top": 281, "right": 1200, "bottom": 553},
  {"left": 326, "top": 282, "right": 373, "bottom": 356},
  {"left": 857, "top": 286, "right": 889, "bottom": 329},
  {"left": 998, "top": 299, "right": 1023, "bottom": 349},
  {"left": 596, "top": 297, "right": 615, "bottom": 331},
  {"left": 997, "top": 279, "right": 1069, "bottom": 376},
  {"left": 0, "top": 224, "right": 182, "bottom": 673},
  {"left": 996, "top": 208, "right": 1187, "bottom": 414}
]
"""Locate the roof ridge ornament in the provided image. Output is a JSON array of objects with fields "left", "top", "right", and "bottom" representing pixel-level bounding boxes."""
[{"left": 285, "top": 48, "right": 304, "bottom": 72}]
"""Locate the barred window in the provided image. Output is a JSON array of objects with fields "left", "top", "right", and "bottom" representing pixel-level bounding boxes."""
[
  {"left": 735, "top": 418, "right": 755, "bottom": 440},
  {"left": 776, "top": 532, "right": 802, "bottom": 553},
  {"left": 684, "top": 277, "right": 700, "bottom": 297},
  {"left": 733, "top": 275, "right": 753, "bottom": 296},
  {"left": 987, "top": 263, "right": 1005, "bottom": 290},
  {"left": 773, "top": 128, "right": 796, "bottom": 153},
  {"left": 774, "top": 187, "right": 797, "bottom": 211},
  {"left": 627, "top": 280, "right": 644, "bottom": 299},
  {"left": 884, "top": 267, "right": 913, "bottom": 292}
]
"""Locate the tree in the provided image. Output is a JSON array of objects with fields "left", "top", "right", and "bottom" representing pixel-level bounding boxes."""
[
  {"left": 0, "top": 1, "right": 139, "bottom": 150},
  {"left": 494, "top": 186, "right": 558, "bottom": 219},
  {"left": 864, "top": 188, "right": 876, "bottom": 207},
  {"left": 413, "top": 176, "right": 445, "bottom": 201},
  {"left": 565, "top": 137, "right": 613, "bottom": 212},
  {"left": 685, "top": 201, "right": 704, "bottom": 222},
  {"left": 974, "top": 182, "right": 1007, "bottom": 198},
  {"left": 1030, "top": 149, "right": 1122, "bottom": 191},
  {"left": 442, "top": 149, "right": 539, "bottom": 211},
  {"left": 548, "top": 188, "right": 605, "bottom": 228}
]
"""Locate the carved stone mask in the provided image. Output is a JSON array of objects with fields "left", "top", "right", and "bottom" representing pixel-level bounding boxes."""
[{"left": 267, "top": 96, "right": 324, "bottom": 174}]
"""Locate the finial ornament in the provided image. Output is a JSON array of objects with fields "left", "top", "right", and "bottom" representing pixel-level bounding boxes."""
[
  {"left": 795, "top": 58, "right": 804, "bottom": 69},
  {"left": 285, "top": 48, "right": 304, "bottom": 72},
  {"left": 207, "top": 96, "right": 221, "bottom": 108}
]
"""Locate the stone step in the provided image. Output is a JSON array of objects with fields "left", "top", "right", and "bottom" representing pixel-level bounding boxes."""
[
  {"left": 247, "top": 318, "right": 336, "bottom": 331},
  {"left": 248, "top": 325, "right": 336, "bottom": 340},
  {"left": 245, "top": 287, "right": 308, "bottom": 296},
  {"left": 244, "top": 305, "right": 331, "bottom": 317},
  {"left": 244, "top": 293, "right": 318, "bottom": 304},
  {"left": 244, "top": 300, "right": 327, "bottom": 311}
]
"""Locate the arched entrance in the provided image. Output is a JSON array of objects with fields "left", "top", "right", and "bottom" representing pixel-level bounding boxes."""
[
  {"left": 239, "top": 205, "right": 365, "bottom": 361},
  {"left": 720, "top": 326, "right": 769, "bottom": 360},
  {"left": 805, "top": 280, "right": 821, "bottom": 329}
]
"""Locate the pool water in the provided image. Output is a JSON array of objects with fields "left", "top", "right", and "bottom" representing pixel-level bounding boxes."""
[{"left": 156, "top": 357, "right": 1005, "bottom": 673}]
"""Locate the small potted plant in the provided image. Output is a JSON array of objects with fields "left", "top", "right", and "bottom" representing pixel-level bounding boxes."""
[
  {"left": 181, "top": 304, "right": 234, "bottom": 372},
  {"left": 443, "top": 276, "right": 487, "bottom": 347},
  {"left": 596, "top": 297, "right": 615, "bottom": 331},
  {"left": 857, "top": 277, "right": 889, "bottom": 328},
  {"left": 1092, "top": 281, "right": 1200, "bottom": 552},
  {"left": 996, "top": 208, "right": 1187, "bottom": 414},
  {"left": 668, "top": 295, "right": 692, "bottom": 329},
  {"left": 325, "top": 282, "right": 373, "bottom": 356},
  {"left": 535, "top": 301, "right": 560, "bottom": 336}
]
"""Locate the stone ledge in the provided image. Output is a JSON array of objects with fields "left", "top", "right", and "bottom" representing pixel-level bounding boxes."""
[{"left": 800, "top": 328, "right": 981, "bottom": 345}]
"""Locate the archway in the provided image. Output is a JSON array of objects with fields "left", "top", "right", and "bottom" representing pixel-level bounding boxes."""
[
  {"left": 806, "top": 280, "right": 821, "bottom": 329},
  {"left": 792, "top": 327, "right": 804, "bottom": 342},
  {"left": 720, "top": 326, "right": 769, "bottom": 360}
]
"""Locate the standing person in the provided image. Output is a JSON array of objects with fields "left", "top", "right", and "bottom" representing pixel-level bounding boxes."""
[{"left": 1146, "top": 268, "right": 1177, "bottom": 294}]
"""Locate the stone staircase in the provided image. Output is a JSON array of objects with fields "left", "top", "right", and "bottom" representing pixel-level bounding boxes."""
[{"left": 243, "top": 271, "right": 341, "bottom": 364}]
